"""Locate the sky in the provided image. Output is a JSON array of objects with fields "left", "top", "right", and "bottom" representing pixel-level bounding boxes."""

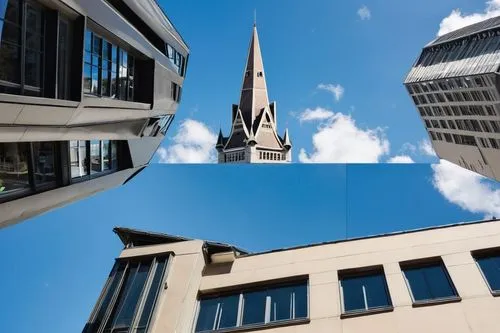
[
  {"left": 0, "top": 164, "right": 487, "bottom": 333},
  {"left": 2, "top": 0, "right": 500, "bottom": 332}
]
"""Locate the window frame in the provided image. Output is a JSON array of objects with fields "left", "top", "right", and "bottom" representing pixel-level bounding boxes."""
[
  {"left": 69, "top": 140, "right": 118, "bottom": 184},
  {"left": 400, "top": 258, "right": 461, "bottom": 307},
  {"left": 193, "top": 278, "right": 310, "bottom": 333},
  {"left": 338, "top": 266, "right": 394, "bottom": 318},
  {"left": 472, "top": 248, "right": 500, "bottom": 297},
  {"left": 84, "top": 253, "right": 173, "bottom": 333}
]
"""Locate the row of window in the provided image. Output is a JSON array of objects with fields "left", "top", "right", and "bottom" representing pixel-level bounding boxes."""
[
  {"left": 84, "top": 255, "right": 170, "bottom": 333},
  {"left": 166, "top": 43, "right": 186, "bottom": 77},
  {"left": 225, "top": 152, "right": 245, "bottom": 163},
  {"left": 418, "top": 104, "right": 497, "bottom": 118},
  {"left": 259, "top": 151, "right": 285, "bottom": 161},
  {"left": 425, "top": 118, "right": 500, "bottom": 134},
  {"left": 195, "top": 282, "right": 308, "bottom": 332},
  {"left": 411, "top": 89, "right": 495, "bottom": 106},
  {"left": 407, "top": 76, "right": 493, "bottom": 95},
  {"left": 195, "top": 249, "right": 500, "bottom": 332}
]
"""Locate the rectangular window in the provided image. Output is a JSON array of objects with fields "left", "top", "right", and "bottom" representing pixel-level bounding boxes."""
[
  {"left": 401, "top": 259, "right": 459, "bottom": 304},
  {"left": 83, "top": 256, "right": 170, "bottom": 333},
  {"left": 339, "top": 267, "right": 392, "bottom": 315},
  {"left": 474, "top": 250, "right": 500, "bottom": 294},
  {"left": 84, "top": 29, "right": 135, "bottom": 101},
  {"left": 32, "top": 142, "right": 56, "bottom": 185},
  {"left": 0, "top": 0, "right": 49, "bottom": 96},
  {"left": 0, "top": 142, "right": 30, "bottom": 197},
  {"left": 70, "top": 140, "right": 118, "bottom": 180},
  {"left": 195, "top": 281, "right": 308, "bottom": 332}
]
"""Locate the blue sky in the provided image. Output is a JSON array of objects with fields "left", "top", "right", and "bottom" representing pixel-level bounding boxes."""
[
  {"left": 0, "top": 164, "right": 485, "bottom": 333},
  {"left": 2, "top": 1, "right": 500, "bottom": 332},
  {"left": 157, "top": 0, "right": 499, "bottom": 164}
]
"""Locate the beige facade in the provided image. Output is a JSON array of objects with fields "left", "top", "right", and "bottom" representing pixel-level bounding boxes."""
[{"left": 85, "top": 219, "right": 500, "bottom": 333}]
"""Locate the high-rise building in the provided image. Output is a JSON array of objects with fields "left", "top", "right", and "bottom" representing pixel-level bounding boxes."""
[
  {"left": 84, "top": 218, "right": 500, "bottom": 333},
  {"left": 216, "top": 24, "right": 292, "bottom": 164},
  {"left": 0, "top": 0, "right": 189, "bottom": 228},
  {"left": 405, "top": 17, "right": 500, "bottom": 181}
]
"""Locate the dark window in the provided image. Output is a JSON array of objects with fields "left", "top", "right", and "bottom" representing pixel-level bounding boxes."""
[
  {"left": 401, "top": 260, "right": 459, "bottom": 303},
  {"left": 0, "top": 142, "right": 30, "bottom": 196},
  {"left": 195, "top": 281, "right": 308, "bottom": 332},
  {"left": 57, "top": 17, "right": 71, "bottom": 100},
  {"left": 0, "top": 0, "right": 48, "bottom": 96},
  {"left": 83, "top": 256, "right": 170, "bottom": 333},
  {"left": 474, "top": 251, "right": 500, "bottom": 293},
  {"left": 339, "top": 268, "right": 392, "bottom": 314},
  {"left": 32, "top": 141, "right": 55, "bottom": 185}
]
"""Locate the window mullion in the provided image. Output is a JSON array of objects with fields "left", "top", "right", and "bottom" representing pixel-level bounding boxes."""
[
  {"left": 236, "top": 293, "right": 243, "bottom": 327},
  {"left": 362, "top": 285, "right": 368, "bottom": 310},
  {"left": 129, "top": 258, "right": 157, "bottom": 333},
  {"left": 213, "top": 303, "right": 221, "bottom": 331},
  {"left": 98, "top": 262, "right": 129, "bottom": 333},
  {"left": 264, "top": 294, "right": 271, "bottom": 324},
  {"left": 20, "top": 0, "right": 26, "bottom": 94}
]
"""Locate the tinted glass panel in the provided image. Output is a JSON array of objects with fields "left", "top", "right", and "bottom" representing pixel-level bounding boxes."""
[
  {"left": 294, "top": 283, "right": 308, "bottom": 319},
  {"left": 195, "top": 298, "right": 219, "bottom": 332},
  {"left": 341, "top": 276, "right": 368, "bottom": 312},
  {"left": 90, "top": 140, "right": 101, "bottom": 174},
  {"left": 70, "top": 140, "right": 88, "bottom": 178},
  {"left": 136, "top": 258, "right": 167, "bottom": 332},
  {"left": 477, "top": 255, "right": 500, "bottom": 292},
  {"left": 0, "top": 142, "right": 30, "bottom": 196},
  {"left": 404, "top": 263, "right": 456, "bottom": 302},
  {"left": 242, "top": 290, "right": 266, "bottom": 326},
  {"left": 269, "top": 286, "right": 292, "bottom": 321},
  {"left": 341, "top": 272, "right": 391, "bottom": 312},
  {"left": 218, "top": 295, "right": 239, "bottom": 329},
  {"left": 32, "top": 142, "right": 55, "bottom": 185}
]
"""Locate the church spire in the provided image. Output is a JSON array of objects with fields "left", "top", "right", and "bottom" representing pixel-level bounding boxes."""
[{"left": 238, "top": 24, "right": 270, "bottom": 132}]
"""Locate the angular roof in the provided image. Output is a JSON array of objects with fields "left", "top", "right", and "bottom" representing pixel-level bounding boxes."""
[{"left": 427, "top": 15, "right": 500, "bottom": 48}]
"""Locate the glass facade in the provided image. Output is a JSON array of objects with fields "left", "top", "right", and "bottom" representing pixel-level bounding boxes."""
[
  {"left": 339, "top": 269, "right": 392, "bottom": 314},
  {"left": 83, "top": 256, "right": 169, "bottom": 333},
  {"left": 402, "top": 261, "right": 458, "bottom": 303},
  {"left": 84, "top": 30, "right": 135, "bottom": 101},
  {"left": 166, "top": 43, "right": 186, "bottom": 76},
  {"left": 0, "top": 142, "right": 30, "bottom": 197},
  {"left": 195, "top": 281, "right": 308, "bottom": 332}
]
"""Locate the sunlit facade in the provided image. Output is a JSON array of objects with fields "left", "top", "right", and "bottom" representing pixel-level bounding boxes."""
[
  {"left": 405, "top": 16, "right": 500, "bottom": 180},
  {"left": 85, "top": 219, "right": 500, "bottom": 333},
  {"left": 0, "top": 0, "right": 189, "bottom": 228}
]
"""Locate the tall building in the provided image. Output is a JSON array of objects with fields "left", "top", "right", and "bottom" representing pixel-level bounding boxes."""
[
  {"left": 85, "top": 219, "right": 500, "bottom": 333},
  {"left": 216, "top": 24, "right": 292, "bottom": 164},
  {"left": 0, "top": 0, "right": 189, "bottom": 228},
  {"left": 405, "top": 17, "right": 500, "bottom": 181}
]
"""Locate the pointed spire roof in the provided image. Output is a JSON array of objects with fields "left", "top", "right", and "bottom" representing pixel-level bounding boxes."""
[
  {"left": 283, "top": 128, "right": 292, "bottom": 149},
  {"left": 216, "top": 129, "right": 225, "bottom": 148},
  {"left": 238, "top": 24, "right": 270, "bottom": 132}
]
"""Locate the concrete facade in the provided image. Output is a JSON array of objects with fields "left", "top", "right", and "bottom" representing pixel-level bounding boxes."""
[
  {"left": 405, "top": 17, "right": 500, "bottom": 181},
  {"left": 0, "top": 0, "right": 189, "bottom": 227},
  {"left": 85, "top": 219, "right": 500, "bottom": 333}
]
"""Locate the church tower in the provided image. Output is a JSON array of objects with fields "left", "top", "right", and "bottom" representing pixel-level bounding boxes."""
[{"left": 216, "top": 24, "right": 292, "bottom": 164}]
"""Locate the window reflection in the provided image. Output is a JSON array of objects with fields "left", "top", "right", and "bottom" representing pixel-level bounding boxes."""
[
  {"left": 0, "top": 142, "right": 30, "bottom": 196},
  {"left": 33, "top": 142, "right": 55, "bottom": 185},
  {"left": 70, "top": 140, "right": 88, "bottom": 178},
  {"left": 90, "top": 140, "right": 102, "bottom": 174}
]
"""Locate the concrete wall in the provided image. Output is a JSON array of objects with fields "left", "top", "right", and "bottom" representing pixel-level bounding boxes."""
[{"left": 123, "top": 220, "right": 500, "bottom": 333}]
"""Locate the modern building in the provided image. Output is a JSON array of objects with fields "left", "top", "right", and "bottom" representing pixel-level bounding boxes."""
[
  {"left": 405, "top": 16, "right": 500, "bottom": 181},
  {"left": 84, "top": 218, "right": 500, "bottom": 333},
  {"left": 216, "top": 24, "right": 292, "bottom": 164},
  {"left": 0, "top": 0, "right": 189, "bottom": 228}
]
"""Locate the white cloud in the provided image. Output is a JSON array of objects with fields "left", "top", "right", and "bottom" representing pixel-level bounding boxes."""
[
  {"left": 317, "top": 83, "right": 345, "bottom": 102},
  {"left": 357, "top": 5, "right": 371, "bottom": 20},
  {"left": 438, "top": 0, "right": 500, "bottom": 36},
  {"left": 432, "top": 160, "right": 500, "bottom": 218},
  {"left": 298, "top": 107, "right": 335, "bottom": 123},
  {"left": 401, "top": 142, "right": 417, "bottom": 155},
  {"left": 387, "top": 155, "right": 415, "bottom": 164},
  {"left": 156, "top": 119, "right": 217, "bottom": 164},
  {"left": 299, "top": 112, "right": 390, "bottom": 163},
  {"left": 419, "top": 139, "right": 437, "bottom": 157}
]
